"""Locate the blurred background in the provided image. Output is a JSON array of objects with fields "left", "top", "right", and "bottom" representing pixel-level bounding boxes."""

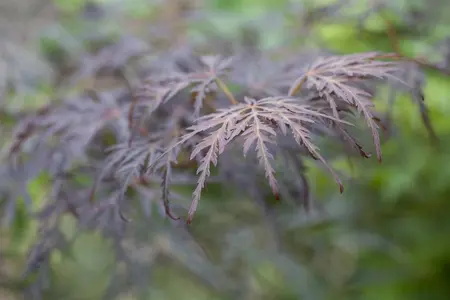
[{"left": 1, "top": 0, "right": 450, "bottom": 299}]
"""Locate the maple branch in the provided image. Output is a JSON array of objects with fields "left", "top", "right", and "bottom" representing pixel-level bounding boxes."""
[
  {"left": 379, "top": 13, "right": 450, "bottom": 76},
  {"left": 288, "top": 75, "right": 307, "bottom": 97},
  {"left": 215, "top": 77, "right": 238, "bottom": 105}
]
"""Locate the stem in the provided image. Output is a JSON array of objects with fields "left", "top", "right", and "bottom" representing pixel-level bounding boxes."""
[
  {"left": 380, "top": 12, "right": 401, "bottom": 54},
  {"left": 215, "top": 77, "right": 238, "bottom": 105},
  {"left": 288, "top": 75, "right": 308, "bottom": 97},
  {"left": 375, "top": 53, "right": 450, "bottom": 76},
  {"left": 378, "top": 14, "right": 450, "bottom": 76}
]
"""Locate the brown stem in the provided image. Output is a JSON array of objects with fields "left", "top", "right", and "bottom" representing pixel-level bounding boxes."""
[
  {"left": 380, "top": 12, "right": 401, "bottom": 54},
  {"left": 375, "top": 53, "right": 450, "bottom": 76},
  {"left": 215, "top": 77, "right": 238, "bottom": 105},
  {"left": 379, "top": 14, "right": 450, "bottom": 76},
  {"left": 288, "top": 75, "right": 308, "bottom": 97}
]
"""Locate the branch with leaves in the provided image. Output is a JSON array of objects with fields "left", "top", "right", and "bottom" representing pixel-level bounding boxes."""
[{"left": 5, "top": 49, "right": 433, "bottom": 226}]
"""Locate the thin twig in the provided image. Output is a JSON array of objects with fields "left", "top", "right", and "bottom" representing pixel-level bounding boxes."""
[
  {"left": 215, "top": 77, "right": 238, "bottom": 105},
  {"left": 379, "top": 13, "right": 450, "bottom": 76}
]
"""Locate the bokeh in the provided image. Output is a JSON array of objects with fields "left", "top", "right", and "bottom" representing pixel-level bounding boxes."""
[{"left": 1, "top": 0, "right": 450, "bottom": 299}]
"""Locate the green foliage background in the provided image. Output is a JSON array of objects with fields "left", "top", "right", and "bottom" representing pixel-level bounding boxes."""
[{"left": 2, "top": 0, "right": 450, "bottom": 299}]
